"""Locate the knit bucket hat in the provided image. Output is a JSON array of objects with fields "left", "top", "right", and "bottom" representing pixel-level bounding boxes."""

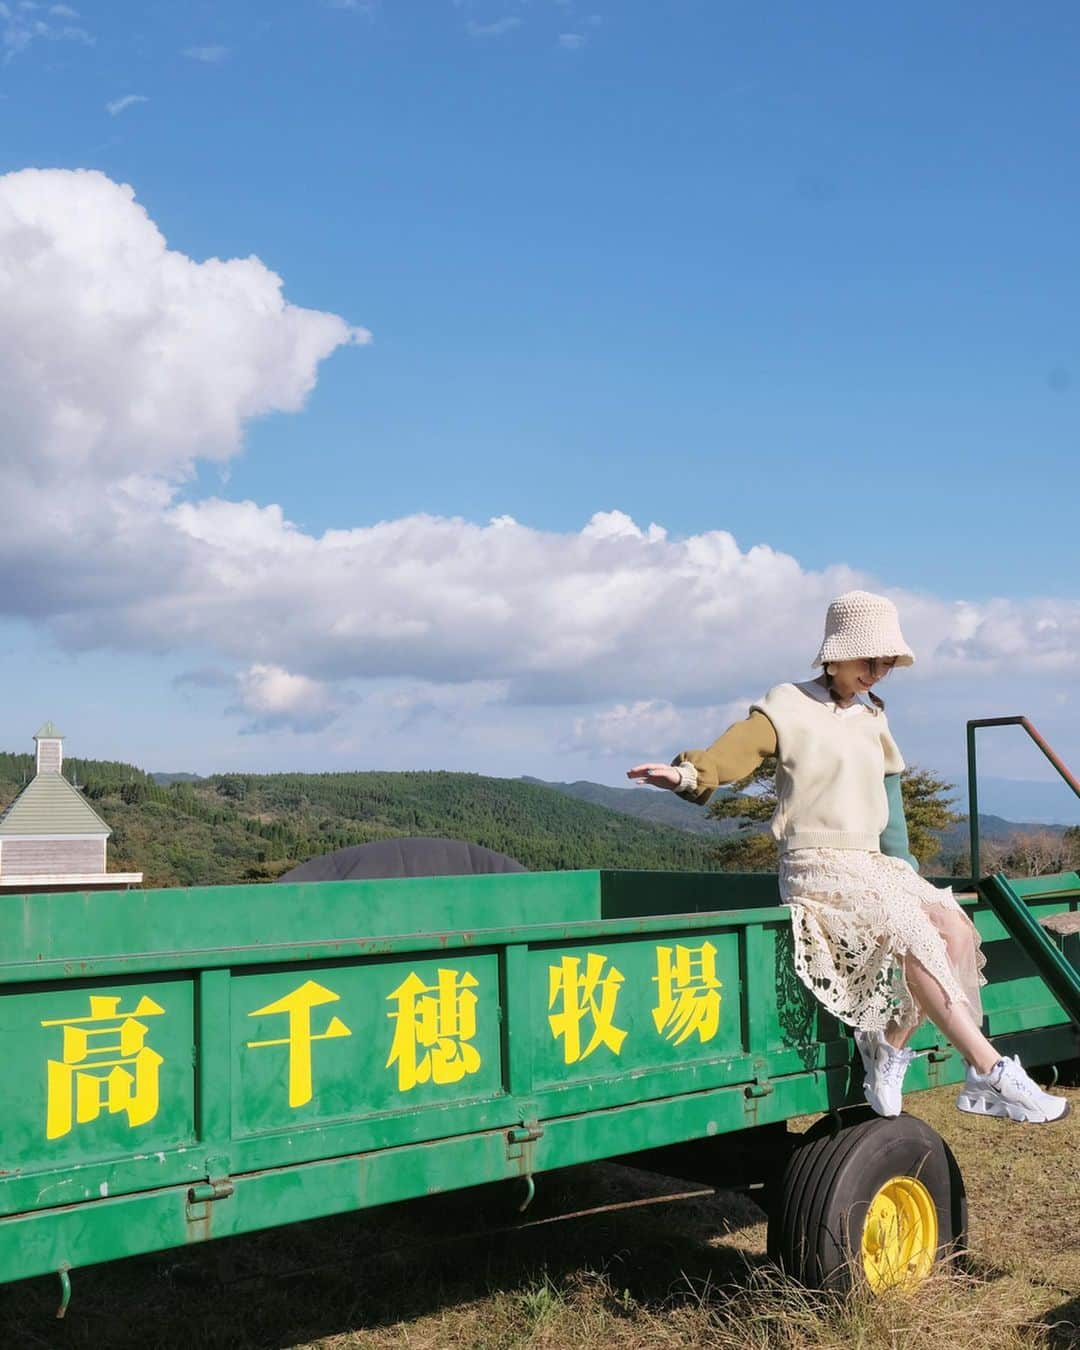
[{"left": 812, "top": 590, "right": 915, "bottom": 668}]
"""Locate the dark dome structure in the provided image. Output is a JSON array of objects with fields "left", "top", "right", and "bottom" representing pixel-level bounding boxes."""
[{"left": 275, "top": 835, "right": 526, "bottom": 883}]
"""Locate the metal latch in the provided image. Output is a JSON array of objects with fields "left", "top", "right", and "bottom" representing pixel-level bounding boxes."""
[
  {"left": 506, "top": 1121, "right": 543, "bottom": 1160},
  {"left": 186, "top": 1155, "right": 234, "bottom": 1222},
  {"left": 188, "top": 1180, "right": 235, "bottom": 1203},
  {"left": 744, "top": 1076, "right": 774, "bottom": 1099}
]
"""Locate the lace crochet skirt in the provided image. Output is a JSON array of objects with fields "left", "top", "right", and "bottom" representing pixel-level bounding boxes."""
[{"left": 780, "top": 848, "right": 986, "bottom": 1034}]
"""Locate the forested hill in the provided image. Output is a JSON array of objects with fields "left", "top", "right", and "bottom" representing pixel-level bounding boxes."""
[
  {"left": 0, "top": 760, "right": 726, "bottom": 888},
  {"left": 526, "top": 774, "right": 1070, "bottom": 855},
  {"left": 520, "top": 775, "right": 739, "bottom": 836}
]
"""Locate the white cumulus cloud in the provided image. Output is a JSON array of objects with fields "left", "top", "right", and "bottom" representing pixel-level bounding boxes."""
[
  {"left": 0, "top": 168, "right": 1077, "bottom": 774},
  {"left": 0, "top": 167, "right": 366, "bottom": 625},
  {"left": 566, "top": 697, "right": 753, "bottom": 759},
  {"left": 231, "top": 665, "right": 344, "bottom": 734}
]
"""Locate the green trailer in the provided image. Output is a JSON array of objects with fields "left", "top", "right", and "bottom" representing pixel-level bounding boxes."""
[{"left": 1, "top": 859, "right": 1077, "bottom": 1312}]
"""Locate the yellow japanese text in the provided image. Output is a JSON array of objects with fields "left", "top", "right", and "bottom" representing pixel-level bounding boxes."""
[
  {"left": 652, "top": 942, "right": 722, "bottom": 1045},
  {"left": 548, "top": 953, "right": 626, "bottom": 1064},
  {"left": 41, "top": 994, "right": 166, "bottom": 1140},
  {"left": 247, "top": 980, "right": 352, "bottom": 1108},
  {"left": 385, "top": 968, "right": 482, "bottom": 1092}
]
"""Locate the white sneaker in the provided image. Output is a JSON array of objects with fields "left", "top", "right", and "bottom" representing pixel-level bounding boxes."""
[
  {"left": 854, "top": 1029, "right": 914, "bottom": 1117},
  {"left": 956, "top": 1056, "right": 1070, "bottom": 1124}
]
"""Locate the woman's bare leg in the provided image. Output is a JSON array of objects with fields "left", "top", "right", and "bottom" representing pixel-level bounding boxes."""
[
  {"left": 880, "top": 901, "right": 989, "bottom": 1061},
  {"left": 887, "top": 954, "right": 999, "bottom": 1074},
  {"left": 883, "top": 1014, "right": 921, "bottom": 1052}
]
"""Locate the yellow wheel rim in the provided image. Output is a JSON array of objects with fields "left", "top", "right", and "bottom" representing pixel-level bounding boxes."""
[{"left": 860, "top": 1175, "right": 939, "bottom": 1293}]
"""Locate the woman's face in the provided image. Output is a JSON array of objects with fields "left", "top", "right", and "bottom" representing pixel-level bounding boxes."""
[{"left": 829, "top": 656, "right": 897, "bottom": 700}]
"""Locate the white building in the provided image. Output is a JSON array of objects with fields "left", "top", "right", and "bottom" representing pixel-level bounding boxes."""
[{"left": 0, "top": 723, "right": 142, "bottom": 892}]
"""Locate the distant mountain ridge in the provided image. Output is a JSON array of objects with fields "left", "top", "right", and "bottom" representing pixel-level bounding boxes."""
[
  {"left": 149, "top": 769, "right": 1069, "bottom": 855},
  {"left": 1, "top": 761, "right": 731, "bottom": 887},
  {"left": 518, "top": 775, "right": 741, "bottom": 837},
  {"left": 151, "top": 768, "right": 1078, "bottom": 834},
  {"left": 2, "top": 751, "right": 1066, "bottom": 891},
  {"left": 975, "top": 776, "right": 1080, "bottom": 828},
  {"left": 520, "top": 775, "right": 1070, "bottom": 854}
]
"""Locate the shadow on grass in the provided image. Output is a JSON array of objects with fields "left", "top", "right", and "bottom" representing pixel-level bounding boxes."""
[
  {"left": 1038, "top": 1293, "right": 1080, "bottom": 1349},
  {"left": 958, "top": 1251, "right": 1017, "bottom": 1285},
  {"left": 0, "top": 1163, "right": 771, "bottom": 1350}
]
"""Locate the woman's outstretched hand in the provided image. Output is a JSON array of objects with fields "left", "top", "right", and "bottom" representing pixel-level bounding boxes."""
[{"left": 626, "top": 762, "right": 682, "bottom": 790}]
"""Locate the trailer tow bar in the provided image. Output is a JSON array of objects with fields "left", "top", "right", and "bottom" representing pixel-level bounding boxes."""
[
  {"left": 507, "top": 1120, "right": 543, "bottom": 1212},
  {"left": 55, "top": 1264, "right": 71, "bottom": 1319}
]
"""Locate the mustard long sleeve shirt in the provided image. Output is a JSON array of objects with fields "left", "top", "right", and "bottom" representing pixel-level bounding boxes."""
[{"left": 670, "top": 711, "right": 776, "bottom": 806}]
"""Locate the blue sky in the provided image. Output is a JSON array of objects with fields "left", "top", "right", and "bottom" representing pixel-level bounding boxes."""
[{"left": 1, "top": 1, "right": 1078, "bottom": 823}]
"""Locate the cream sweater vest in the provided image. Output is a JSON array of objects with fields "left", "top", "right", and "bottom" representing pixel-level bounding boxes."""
[{"left": 751, "top": 682, "right": 906, "bottom": 853}]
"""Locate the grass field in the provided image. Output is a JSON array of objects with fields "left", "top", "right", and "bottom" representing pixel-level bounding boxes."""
[{"left": 1, "top": 1083, "right": 1076, "bottom": 1350}]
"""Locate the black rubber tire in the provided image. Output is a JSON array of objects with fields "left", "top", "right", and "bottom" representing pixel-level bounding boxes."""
[
  {"left": 769, "top": 1113, "right": 967, "bottom": 1291},
  {"left": 769, "top": 1117, "right": 842, "bottom": 1274},
  {"left": 766, "top": 1106, "right": 876, "bottom": 1274}
]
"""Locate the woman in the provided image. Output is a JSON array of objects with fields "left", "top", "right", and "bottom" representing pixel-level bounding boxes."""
[{"left": 628, "top": 590, "right": 1068, "bottom": 1124}]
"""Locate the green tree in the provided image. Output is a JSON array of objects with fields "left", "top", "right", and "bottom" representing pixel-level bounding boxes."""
[
  {"left": 713, "top": 830, "right": 780, "bottom": 872},
  {"left": 707, "top": 756, "right": 779, "bottom": 871},
  {"left": 990, "top": 828, "right": 1079, "bottom": 878},
  {"left": 707, "top": 759, "right": 962, "bottom": 871},
  {"left": 899, "top": 768, "right": 963, "bottom": 868}
]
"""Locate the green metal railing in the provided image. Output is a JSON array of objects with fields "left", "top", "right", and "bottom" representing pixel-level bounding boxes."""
[
  {"left": 966, "top": 716, "right": 1080, "bottom": 1026},
  {"left": 980, "top": 872, "right": 1080, "bottom": 1025},
  {"left": 966, "top": 716, "right": 1080, "bottom": 880}
]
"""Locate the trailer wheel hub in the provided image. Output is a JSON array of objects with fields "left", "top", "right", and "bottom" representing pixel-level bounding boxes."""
[{"left": 861, "top": 1175, "right": 938, "bottom": 1291}]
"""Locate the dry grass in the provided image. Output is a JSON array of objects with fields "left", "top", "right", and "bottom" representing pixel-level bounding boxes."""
[{"left": 1, "top": 1083, "right": 1076, "bottom": 1350}]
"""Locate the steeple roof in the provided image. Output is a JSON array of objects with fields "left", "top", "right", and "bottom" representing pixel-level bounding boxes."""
[
  {"left": 34, "top": 721, "right": 64, "bottom": 740},
  {"left": 0, "top": 773, "right": 110, "bottom": 838}
]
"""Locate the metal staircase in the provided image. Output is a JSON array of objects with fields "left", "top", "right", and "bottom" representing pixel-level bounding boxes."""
[{"left": 967, "top": 717, "right": 1080, "bottom": 1026}]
